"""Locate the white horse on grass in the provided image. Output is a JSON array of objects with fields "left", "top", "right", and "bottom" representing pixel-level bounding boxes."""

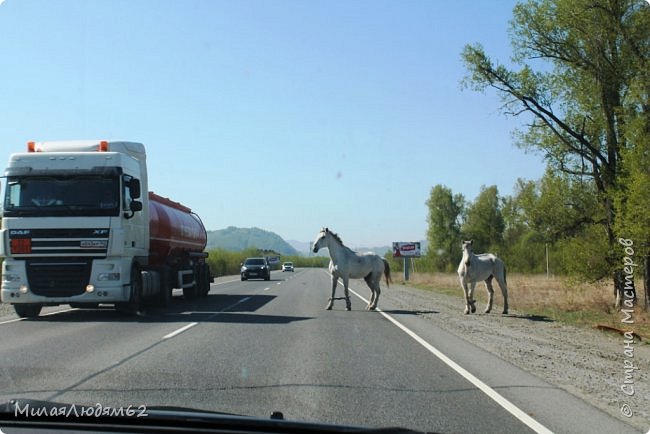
[
  {"left": 457, "top": 240, "right": 509, "bottom": 314},
  {"left": 313, "top": 228, "right": 391, "bottom": 310}
]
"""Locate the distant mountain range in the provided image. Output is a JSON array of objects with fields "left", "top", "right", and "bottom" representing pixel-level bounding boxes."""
[
  {"left": 205, "top": 226, "right": 422, "bottom": 257},
  {"left": 206, "top": 227, "right": 299, "bottom": 256}
]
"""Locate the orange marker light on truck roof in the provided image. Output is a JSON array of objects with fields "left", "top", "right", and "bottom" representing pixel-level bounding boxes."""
[
  {"left": 98, "top": 141, "right": 109, "bottom": 152},
  {"left": 27, "top": 141, "right": 38, "bottom": 152}
]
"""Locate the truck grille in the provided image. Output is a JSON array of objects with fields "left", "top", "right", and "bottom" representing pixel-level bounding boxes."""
[
  {"left": 9, "top": 228, "right": 109, "bottom": 258},
  {"left": 26, "top": 258, "right": 92, "bottom": 297}
]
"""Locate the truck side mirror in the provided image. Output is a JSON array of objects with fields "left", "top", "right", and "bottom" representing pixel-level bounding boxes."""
[
  {"left": 124, "top": 199, "right": 143, "bottom": 219},
  {"left": 130, "top": 179, "right": 141, "bottom": 199},
  {"left": 130, "top": 200, "right": 143, "bottom": 212}
]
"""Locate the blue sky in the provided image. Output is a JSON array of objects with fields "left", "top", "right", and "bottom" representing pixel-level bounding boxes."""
[{"left": 0, "top": 0, "right": 546, "bottom": 248}]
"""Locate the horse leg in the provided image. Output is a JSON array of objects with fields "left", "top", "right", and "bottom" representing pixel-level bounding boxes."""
[
  {"left": 367, "top": 273, "right": 381, "bottom": 310},
  {"left": 484, "top": 276, "right": 494, "bottom": 313},
  {"left": 343, "top": 276, "right": 351, "bottom": 311},
  {"left": 363, "top": 273, "right": 373, "bottom": 310},
  {"left": 496, "top": 275, "right": 509, "bottom": 314},
  {"left": 469, "top": 282, "right": 477, "bottom": 313},
  {"left": 460, "top": 277, "right": 471, "bottom": 314},
  {"left": 370, "top": 282, "right": 381, "bottom": 310},
  {"left": 326, "top": 274, "right": 337, "bottom": 310}
]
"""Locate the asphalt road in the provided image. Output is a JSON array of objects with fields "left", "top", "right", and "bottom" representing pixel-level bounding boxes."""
[{"left": 0, "top": 268, "right": 641, "bottom": 433}]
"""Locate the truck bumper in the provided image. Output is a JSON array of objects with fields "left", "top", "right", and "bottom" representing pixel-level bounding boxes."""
[
  {"left": 1, "top": 284, "right": 126, "bottom": 305},
  {"left": 1, "top": 258, "right": 130, "bottom": 305}
]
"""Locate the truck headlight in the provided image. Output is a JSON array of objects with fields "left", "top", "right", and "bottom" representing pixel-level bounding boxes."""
[
  {"left": 98, "top": 273, "right": 120, "bottom": 281},
  {"left": 2, "top": 274, "right": 21, "bottom": 283}
]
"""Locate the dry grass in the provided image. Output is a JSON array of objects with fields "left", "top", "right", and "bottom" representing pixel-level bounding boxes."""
[{"left": 401, "top": 272, "right": 650, "bottom": 340}]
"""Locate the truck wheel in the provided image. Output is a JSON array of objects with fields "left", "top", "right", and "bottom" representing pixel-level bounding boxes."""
[
  {"left": 183, "top": 286, "right": 197, "bottom": 299},
  {"left": 14, "top": 304, "right": 42, "bottom": 318},
  {"left": 199, "top": 264, "right": 210, "bottom": 296},
  {"left": 117, "top": 267, "right": 143, "bottom": 315},
  {"left": 205, "top": 265, "right": 213, "bottom": 294},
  {"left": 156, "top": 271, "right": 172, "bottom": 307},
  {"left": 183, "top": 267, "right": 198, "bottom": 299}
]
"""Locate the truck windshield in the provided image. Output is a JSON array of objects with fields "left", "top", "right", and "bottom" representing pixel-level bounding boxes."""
[{"left": 3, "top": 176, "right": 120, "bottom": 217}]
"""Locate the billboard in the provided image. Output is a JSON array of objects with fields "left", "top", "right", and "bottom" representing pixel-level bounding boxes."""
[{"left": 392, "top": 242, "right": 421, "bottom": 258}]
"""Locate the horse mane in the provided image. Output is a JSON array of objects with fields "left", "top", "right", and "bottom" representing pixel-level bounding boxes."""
[
  {"left": 328, "top": 230, "right": 344, "bottom": 246},
  {"left": 323, "top": 228, "right": 357, "bottom": 254}
]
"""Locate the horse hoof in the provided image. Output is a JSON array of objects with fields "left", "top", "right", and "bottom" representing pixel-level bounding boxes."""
[
  {"left": 346, "top": 306, "right": 351, "bottom": 311},
  {"left": 502, "top": 309, "right": 508, "bottom": 314},
  {"left": 325, "top": 305, "right": 333, "bottom": 310},
  {"left": 471, "top": 306, "right": 476, "bottom": 313},
  {"left": 484, "top": 309, "right": 491, "bottom": 314},
  {"left": 464, "top": 309, "right": 470, "bottom": 315}
]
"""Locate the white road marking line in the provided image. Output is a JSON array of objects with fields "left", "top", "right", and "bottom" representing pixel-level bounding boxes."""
[
  {"left": 327, "top": 272, "right": 552, "bottom": 434},
  {"left": 162, "top": 296, "right": 252, "bottom": 340},
  {"left": 41, "top": 307, "right": 78, "bottom": 316},
  {"left": 170, "top": 277, "right": 240, "bottom": 296},
  {"left": 162, "top": 322, "right": 198, "bottom": 339},
  {"left": 0, "top": 307, "right": 78, "bottom": 325},
  {"left": 211, "top": 278, "right": 241, "bottom": 286}
]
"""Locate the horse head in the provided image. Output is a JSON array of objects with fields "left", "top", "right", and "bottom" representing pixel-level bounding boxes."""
[
  {"left": 313, "top": 227, "right": 329, "bottom": 253},
  {"left": 462, "top": 240, "right": 474, "bottom": 266}
]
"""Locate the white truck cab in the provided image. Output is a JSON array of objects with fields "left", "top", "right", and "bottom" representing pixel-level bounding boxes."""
[{"left": 1, "top": 140, "right": 211, "bottom": 318}]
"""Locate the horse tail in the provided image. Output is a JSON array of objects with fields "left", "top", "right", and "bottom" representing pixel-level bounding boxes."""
[{"left": 382, "top": 258, "right": 392, "bottom": 288}]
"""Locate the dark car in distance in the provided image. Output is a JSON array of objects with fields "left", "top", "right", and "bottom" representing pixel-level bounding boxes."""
[{"left": 241, "top": 257, "right": 271, "bottom": 281}]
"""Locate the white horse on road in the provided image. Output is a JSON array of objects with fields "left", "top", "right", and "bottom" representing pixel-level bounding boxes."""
[
  {"left": 457, "top": 240, "right": 509, "bottom": 314},
  {"left": 313, "top": 228, "right": 391, "bottom": 310}
]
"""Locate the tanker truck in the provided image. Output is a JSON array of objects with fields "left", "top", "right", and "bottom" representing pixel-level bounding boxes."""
[{"left": 0, "top": 140, "right": 212, "bottom": 318}]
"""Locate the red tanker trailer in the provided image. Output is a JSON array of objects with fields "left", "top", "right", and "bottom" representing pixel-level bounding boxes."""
[
  {"left": 149, "top": 192, "right": 208, "bottom": 264},
  {"left": 1, "top": 140, "right": 213, "bottom": 318},
  {"left": 145, "top": 191, "right": 212, "bottom": 304}
]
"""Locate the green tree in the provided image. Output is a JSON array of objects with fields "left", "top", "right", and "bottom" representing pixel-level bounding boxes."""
[
  {"left": 615, "top": 114, "right": 650, "bottom": 306},
  {"left": 462, "top": 0, "right": 648, "bottom": 299},
  {"left": 500, "top": 179, "right": 547, "bottom": 273},
  {"left": 523, "top": 169, "right": 603, "bottom": 244},
  {"left": 461, "top": 185, "right": 504, "bottom": 253},
  {"left": 425, "top": 185, "right": 464, "bottom": 271}
]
